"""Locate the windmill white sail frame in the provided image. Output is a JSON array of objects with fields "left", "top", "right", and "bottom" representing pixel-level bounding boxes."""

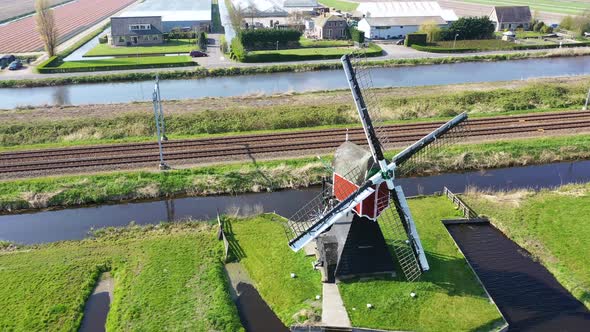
[{"left": 284, "top": 54, "right": 468, "bottom": 279}]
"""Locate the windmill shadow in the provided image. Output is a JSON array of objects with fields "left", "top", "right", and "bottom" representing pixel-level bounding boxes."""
[{"left": 242, "top": 143, "right": 275, "bottom": 190}]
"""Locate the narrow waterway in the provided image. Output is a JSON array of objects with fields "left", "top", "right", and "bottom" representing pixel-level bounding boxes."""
[
  {"left": 1, "top": 160, "right": 589, "bottom": 244},
  {"left": 447, "top": 223, "right": 590, "bottom": 331},
  {"left": 1, "top": 56, "right": 589, "bottom": 109}
]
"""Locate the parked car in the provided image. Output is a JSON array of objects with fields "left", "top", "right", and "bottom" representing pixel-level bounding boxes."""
[
  {"left": 190, "top": 50, "right": 207, "bottom": 57},
  {"left": 584, "top": 32, "right": 590, "bottom": 37},
  {"left": 0, "top": 54, "right": 16, "bottom": 69},
  {"left": 396, "top": 39, "right": 405, "bottom": 45},
  {"left": 8, "top": 60, "right": 22, "bottom": 70}
]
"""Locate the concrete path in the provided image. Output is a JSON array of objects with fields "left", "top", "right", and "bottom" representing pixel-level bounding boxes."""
[{"left": 322, "top": 283, "right": 351, "bottom": 328}]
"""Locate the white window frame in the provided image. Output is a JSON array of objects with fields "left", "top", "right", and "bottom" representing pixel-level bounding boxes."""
[{"left": 129, "top": 24, "right": 151, "bottom": 31}]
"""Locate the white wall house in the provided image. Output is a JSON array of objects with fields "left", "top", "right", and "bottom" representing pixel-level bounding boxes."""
[
  {"left": 358, "top": 16, "right": 447, "bottom": 39},
  {"left": 355, "top": 1, "right": 457, "bottom": 22}
]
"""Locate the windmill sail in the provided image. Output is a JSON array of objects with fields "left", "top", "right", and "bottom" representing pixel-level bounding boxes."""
[{"left": 283, "top": 51, "right": 469, "bottom": 281}]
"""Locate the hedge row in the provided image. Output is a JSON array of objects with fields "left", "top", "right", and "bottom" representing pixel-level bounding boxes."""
[
  {"left": 411, "top": 44, "right": 477, "bottom": 53},
  {"left": 239, "top": 28, "right": 302, "bottom": 50},
  {"left": 413, "top": 41, "right": 590, "bottom": 53},
  {"left": 37, "top": 60, "right": 195, "bottom": 74},
  {"left": 244, "top": 44, "right": 382, "bottom": 63}
]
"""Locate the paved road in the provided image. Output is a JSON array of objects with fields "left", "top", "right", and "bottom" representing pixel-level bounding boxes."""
[{"left": 1, "top": 41, "right": 587, "bottom": 81}]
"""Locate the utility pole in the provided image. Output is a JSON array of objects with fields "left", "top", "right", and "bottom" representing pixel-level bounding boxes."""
[
  {"left": 453, "top": 33, "right": 459, "bottom": 48},
  {"left": 152, "top": 76, "right": 169, "bottom": 170},
  {"left": 154, "top": 74, "right": 168, "bottom": 140},
  {"left": 584, "top": 87, "right": 590, "bottom": 111}
]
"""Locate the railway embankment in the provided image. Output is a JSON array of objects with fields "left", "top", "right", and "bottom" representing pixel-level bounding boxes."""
[{"left": 2, "top": 134, "right": 590, "bottom": 213}]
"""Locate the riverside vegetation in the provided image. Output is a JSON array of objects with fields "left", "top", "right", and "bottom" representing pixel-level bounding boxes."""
[
  {"left": 463, "top": 183, "right": 590, "bottom": 309},
  {"left": 2, "top": 134, "right": 590, "bottom": 212},
  {"left": 0, "top": 222, "right": 243, "bottom": 331},
  {"left": 2, "top": 47, "right": 589, "bottom": 88},
  {"left": 1, "top": 80, "right": 588, "bottom": 149}
]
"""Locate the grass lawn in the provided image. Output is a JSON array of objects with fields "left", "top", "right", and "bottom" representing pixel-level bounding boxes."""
[
  {"left": 245, "top": 44, "right": 382, "bottom": 62},
  {"left": 319, "top": 0, "right": 359, "bottom": 12},
  {"left": 435, "top": 39, "right": 517, "bottom": 50},
  {"left": 84, "top": 40, "right": 196, "bottom": 57},
  {"left": 463, "top": 184, "right": 590, "bottom": 309},
  {"left": 338, "top": 196, "right": 504, "bottom": 331},
  {"left": 299, "top": 36, "right": 353, "bottom": 48},
  {"left": 0, "top": 223, "right": 243, "bottom": 331},
  {"left": 38, "top": 56, "right": 196, "bottom": 73},
  {"left": 457, "top": 0, "right": 590, "bottom": 15},
  {"left": 4, "top": 134, "right": 590, "bottom": 212},
  {"left": 225, "top": 215, "right": 323, "bottom": 326}
]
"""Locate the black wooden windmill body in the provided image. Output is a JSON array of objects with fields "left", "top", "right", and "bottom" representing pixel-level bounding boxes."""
[{"left": 283, "top": 54, "right": 468, "bottom": 282}]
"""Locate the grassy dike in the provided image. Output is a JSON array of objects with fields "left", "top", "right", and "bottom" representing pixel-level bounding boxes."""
[
  {"left": 1, "top": 81, "right": 587, "bottom": 149},
  {"left": 2, "top": 48, "right": 590, "bottom": 88},
  {"left": 0, "top": 223, "right": 243, "bottom": 331},
  {"left": 3, "top": 134, "right": 590, "bottom": 213},
  {"left": 227, "top": 199, "right": 504, "bottom": 331},
  {"left": 463, "top": 184, "right": 590, "bottom": 309}
]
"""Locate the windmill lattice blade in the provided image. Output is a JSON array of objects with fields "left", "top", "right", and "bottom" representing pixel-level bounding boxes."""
[
  {"left": 394, "top": 113, "right": 470, "bottom": 177},
  {"left": 378, "top": 203, "right": 422, "bottom": 282},
  {"left": 284, "top": 165, "right": 373, "bottom": 251},
  {"left": 348, "top": 51, "right": 392, "bottom": 149}
]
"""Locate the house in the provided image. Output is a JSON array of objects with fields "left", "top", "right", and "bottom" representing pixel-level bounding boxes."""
[
  {"left": 358, "top": 16, "right": 447, "bottom": 39},
  {"left": 110, "top": 16, "right": 164, "bottom": 46},
  {"left": 355, "top": 1, "right": 458, "bottom": 23},
  {"left": 489, "top": 6, "right": 532, "bottom": 32},
  {"left": 313, "top": 14, "right": 348, "bottom": 39},
  {"left": 117, "top": 0, "right": 211, "bottom": 32}
]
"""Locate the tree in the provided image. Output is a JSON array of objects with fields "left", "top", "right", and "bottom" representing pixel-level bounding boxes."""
[
  {"left": 35, "top": 0, "right": 58, "bottom": 56},
  {"left": 228, "top": 0, "right": 245, "bottom": 33},
  {"left": 441, "top": 16, "right": 495, "bottom": 40},
  {"left": 198, "top": 31, "right": 208, "bottom": 51},
  {"left": 533, "top": 21, "right": 545, "bottom": 32},
  {"left": 419, "top": 20, "right": 442, "bottom": 43}
]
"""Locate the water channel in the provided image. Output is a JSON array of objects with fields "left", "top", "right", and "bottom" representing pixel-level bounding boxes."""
[
  {"left": 1, "top": 56, "right": 590, "bottom": 109},
  {"left": 1, "top": 160, "right": 590, "bottom": 244}
]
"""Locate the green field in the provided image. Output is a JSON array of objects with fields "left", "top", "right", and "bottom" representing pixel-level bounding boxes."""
[
  {"left": 0, "top": 223, "right": 243, "bottom": 331},
  {"left": 37, "top": 55, "right": 196, "bottom": 73},
  {"left": 319, "top": 0, "right": 359, "bottom": 12},
  {"left": 457, "top": 0, "right": 590, "bottom": 15},
  {"left": 245, "top": 44, "right": 382, "bottom": 62},
  {"left": 84, "top": 40, "right": 196, "bottom": 57},
  {"left": 226, "top": 215, "right": 323, "bottom": 325},
  {"left": 464, "top": 184, "right": 590, "bottom": 309},
  {"left": 228, "top": 200, "right": 503, "bottom": 331},
  {"left": 2, "top": 81, "right": 586, "bottom": 150},
  {"left": 339, "top": 196, "right": 504, "bottom": 331},
  {"left": 299, "top": 37, "right": 353, "bottom": 48}
]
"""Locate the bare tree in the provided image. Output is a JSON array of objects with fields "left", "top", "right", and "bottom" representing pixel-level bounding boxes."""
[
  {"left": 35, "top": 0, "right": 58, "bottom": 56},
  {"left": 228, "top": 0, "right": 245, "bottom": 32}
]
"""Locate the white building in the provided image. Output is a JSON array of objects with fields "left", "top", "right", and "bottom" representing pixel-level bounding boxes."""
[
  {"left": 118, "top": 0, "right": 211, "bottom": 32},
  {"left": 355, "top": 1, "right": 457, "bottom": 39},
  {"left": 358, "top": 16, "right": 447, "bottom": 39}
]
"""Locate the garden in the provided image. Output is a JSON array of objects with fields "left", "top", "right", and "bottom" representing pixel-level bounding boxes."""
[{"left": 229, "top": 27, "right": 380, "bottom": 63}]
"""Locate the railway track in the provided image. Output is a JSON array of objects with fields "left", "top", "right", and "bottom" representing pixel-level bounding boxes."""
[{"left": 2, "top": 110, "right": 590, "bottom": 175}]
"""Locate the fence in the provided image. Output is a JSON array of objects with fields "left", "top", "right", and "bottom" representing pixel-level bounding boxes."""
[{"left": 442, "top": 187, "right": 479, "bottom": 219}]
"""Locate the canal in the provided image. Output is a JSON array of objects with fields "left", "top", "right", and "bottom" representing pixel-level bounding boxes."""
[
  {"left": 1, "top": 56, "right": 590, "bottom": 109},
  {"left": 1, "top": 160, "right": 590, "bottom": 244}
]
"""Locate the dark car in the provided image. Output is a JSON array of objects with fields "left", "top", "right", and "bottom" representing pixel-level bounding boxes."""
[
  {"left": 190, "top": 50, "right": 207, "bottom": 57},
  {"left": 0, "top": 54, "right": 16, "bottom": 69},
  {"left": 8, "top": 60, "right": 22, "bottom": 70},
  {"left": 396, "top": 39, "right": 405, "bottom": 45}
]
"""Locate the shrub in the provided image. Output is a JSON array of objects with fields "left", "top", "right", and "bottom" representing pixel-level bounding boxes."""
[
  {"left": 220, "top": 35, "right": 229, "bottom": 54},
  {"left": 230, "top": 38, "right": 246, "bottom": 62},
  {"left": 405, "top": 33, "right": 427, "bottom": 47},
  {"left": 349, "top": 27, "right": 365, "bottom": 43},
  {"left": 533, "top": 21, "right": 545, "bottom": 32},
  {"left": 541, "top": 25, "right": 553, "bottom": 34},
  {"left": 244, "top": 43, "right": 382, "bottom": 62},
  {"left": 198, "top": 31, "right": 208, "bottom": 51},
  {"left": 411, "top": 44, "right": 476, "bottom": 53},
  {"left": 239, "top": 28, "right": 302, "bottom": 50},
  {"left": 441, "top": 16, "right": 495, "bottom": 40},
  {"left": 98, "top": 35, "right": 108, "bottom": 44}
]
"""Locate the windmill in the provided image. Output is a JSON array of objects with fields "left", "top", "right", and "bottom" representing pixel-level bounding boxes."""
[{"left": 283, "top": 54, "right": 468, "bottom": 282}]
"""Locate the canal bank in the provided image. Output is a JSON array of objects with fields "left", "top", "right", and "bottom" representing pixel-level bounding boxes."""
[
  {"left": 1, "top": 55, "right": 589, "bottom": 108},
  {"left": 2, "top": 160, "right": 590, "bottom": 244}
]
